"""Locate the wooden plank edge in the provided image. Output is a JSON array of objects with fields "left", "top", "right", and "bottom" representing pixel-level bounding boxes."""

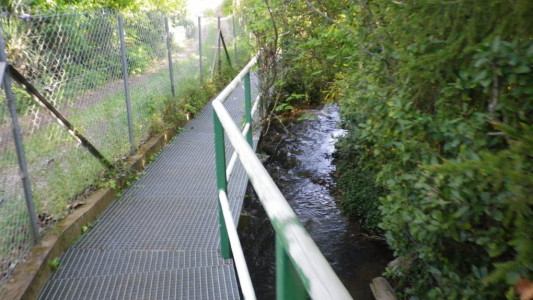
[{"left": 370, "top": 277, "right": 397, "bottom": 300}]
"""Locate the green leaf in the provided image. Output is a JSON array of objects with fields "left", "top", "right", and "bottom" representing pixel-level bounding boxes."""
[
  {"left": 514, "top": 65, "right": 531, "bottom": 74},
  {"left": 473, "top": 70, "right": 489, "bottom": 83},
  {"left": 505, "top": 272, "right": 520, "bottom": 285},
  {"left": 474, "top": 57, "right": 490, "bottom": 67},
  {"left": 49, "top": 258, "right": 60, "bottom": 271},
  {"left": 480, "top": 78, "right": 492, "bottom": 88},
  {"left": 492, "top": 209, "right": 504, "bottom": 221},
  {"left": 453, "top": 206, "right": 469, "bottom": 219},
  {"left": 491, "top": 36, "right": 501, "bottom": 53}
]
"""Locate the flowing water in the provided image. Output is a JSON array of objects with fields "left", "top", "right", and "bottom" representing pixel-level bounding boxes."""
[{"left": 239, "top": 104, "right": 393, "bottom": 299}]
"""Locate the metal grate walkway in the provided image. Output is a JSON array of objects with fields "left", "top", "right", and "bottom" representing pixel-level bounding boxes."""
[{"left": 37, "top": 75, "right": 260, "bottom": 300}]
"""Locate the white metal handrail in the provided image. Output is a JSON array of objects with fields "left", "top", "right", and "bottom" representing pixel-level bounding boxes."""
[{"left": 212, "top": 54, "right": 352, "bottom": 299}]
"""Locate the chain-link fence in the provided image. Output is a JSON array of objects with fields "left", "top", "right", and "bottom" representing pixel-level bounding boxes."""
[{"left": 0, "top": 7, "right": 248, "bottom": 290}]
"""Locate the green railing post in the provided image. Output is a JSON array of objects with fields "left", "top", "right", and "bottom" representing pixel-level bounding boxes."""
[
  {"left": 244, "top": 72, "right": 253, "bottom": 146},
  {"left": 212, "top": 54, "right": 352, "bottom": 299},
  {"left": 276, "top": 236, "right": 308, "bottom": 300},
  {"left": 214, "top": 111, "right": 231, "bottom": 259}
]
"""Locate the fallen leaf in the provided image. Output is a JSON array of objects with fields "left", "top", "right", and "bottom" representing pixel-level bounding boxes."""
[{"left": 516, "top": 279, "right": 533, "bottom": 300}]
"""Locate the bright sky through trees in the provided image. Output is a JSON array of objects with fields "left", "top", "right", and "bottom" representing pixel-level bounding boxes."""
[{"left": 186, "top": 0, "right": 224, "bottom": 16}]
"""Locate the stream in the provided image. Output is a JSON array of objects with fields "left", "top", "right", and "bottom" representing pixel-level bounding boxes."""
[{"left": 239, "top": 104, "right": 393, "bottom": 299}]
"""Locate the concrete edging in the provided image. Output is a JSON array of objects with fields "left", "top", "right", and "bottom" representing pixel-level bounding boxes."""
[{"left": 2, "top": 128, "right": 176, "bottom": 300}]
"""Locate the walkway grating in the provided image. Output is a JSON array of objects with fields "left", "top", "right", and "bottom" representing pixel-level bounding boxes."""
[{"left": 37, "top": 74, "right": 260, "bottom": 299}]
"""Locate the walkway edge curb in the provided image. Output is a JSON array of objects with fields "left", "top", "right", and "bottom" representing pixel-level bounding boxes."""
[{"left": 2, "top": 128, "right": 177, "bottom": 300}]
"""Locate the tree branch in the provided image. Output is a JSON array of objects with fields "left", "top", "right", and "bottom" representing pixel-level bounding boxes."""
[
  {"left": 263, "top": 0, "right": 278, "bottom": 51},
  {"left": 301, "top": 0, "right": 374, "bottom": 57},
  {"left": 301, "top": 0, "right": 356, "bottom": 36},
  {"left": 489, "top": 61, "right": 499, "bottom": 117}
]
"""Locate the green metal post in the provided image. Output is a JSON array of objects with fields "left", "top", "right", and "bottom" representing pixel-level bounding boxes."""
[
  {"left": 213, "top": 111, "right": 231, "bottom": 259},
  {"left": 244, "top": 72, "right": 253, "bottom": 146},
  {"left": 276, "top": 236, "right": 308, "bottom": 300}
]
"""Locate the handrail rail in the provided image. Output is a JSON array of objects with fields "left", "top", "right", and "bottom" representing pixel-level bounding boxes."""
[
  {"left": 212, "top": 53, "right": 259, "bottom": 300},
  {"left": 212, "top": 55, "right": 352, "bottom": 299}
]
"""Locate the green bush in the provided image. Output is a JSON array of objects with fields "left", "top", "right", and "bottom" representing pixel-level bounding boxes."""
[
  {"left": 335, "top": 155, "right": 385, "bottom": 234},
  {"left": 243, "top": 0, "right": 533, "bottom": 298},
  {"left": 336, "top": 1, "right": 533, "bottom": 298}
]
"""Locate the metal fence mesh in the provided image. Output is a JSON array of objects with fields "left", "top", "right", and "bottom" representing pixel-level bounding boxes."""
[
  {"left": 0, "top": 8, "right": 247, "bottom": 290},
  {"left": 0, "top": 87, "right": 34, "bottom": 287},
  {"left": 124, "top": 11, "right": 169, "bottom": 147}
]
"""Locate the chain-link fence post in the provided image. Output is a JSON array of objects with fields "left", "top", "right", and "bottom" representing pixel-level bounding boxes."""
[
  {"left": 165, "top": 16, "right": 176, "bottom": 97},
  {"left": 232, "top": 14, "right": 237, "bottom": 64},
  {"left": 118, "top": 14, "right": 135, "bottom": 155},
  {"left": 217, "top": 16, "right": 221, "bottom": 76},
  {"left": 0, "top": 27, "right": 40, "bottom": 244},
  {"left": 198, "top": 16, "right": 203, "bottom": 83}
]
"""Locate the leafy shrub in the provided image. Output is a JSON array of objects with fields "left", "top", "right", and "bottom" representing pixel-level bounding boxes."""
[
  {"left": 334, "top": 153, "right": 385, "bottom": 234},
  {"left": 243, "top": 0, "right": 533, "bottom": 298},
  {"left": 336, "top": 1, "right": 533, "bottom": 298}
]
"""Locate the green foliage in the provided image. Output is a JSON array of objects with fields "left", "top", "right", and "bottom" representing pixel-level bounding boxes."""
[
  {"left": 158, "top": 64, "right": 237, "bottom": 132},
  {"left": 81, "top": 222, "right": 93, "bottom": 233},
  {"left": 1, "top": 8, "right": 176, "bottom": 114},
  {"left": 244, "top": 0, "right": 533, "bottom": 298},
  {"left": 340, "top": 1, "right": 533, "bottom": 298},
  {"left": 97, "top": 177, "right": 117, "bottom": 190},
  {"left": 335, "top": 154, "right": 385, "bottom": 234},
  {"left": 274, "top": 93, "right": 302, "bottom": 113},
  {"left": 5, "top": 0, "right": 185, "bottom": 13},
  {"left": 242, "top": 0, "right": 346, "bottom": 109},
  {"left": 221, "top": 0, "right": 233, "bottom": 16},
  {"left": 49, "top": 257, "right": 60, "bottom": 270}
]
